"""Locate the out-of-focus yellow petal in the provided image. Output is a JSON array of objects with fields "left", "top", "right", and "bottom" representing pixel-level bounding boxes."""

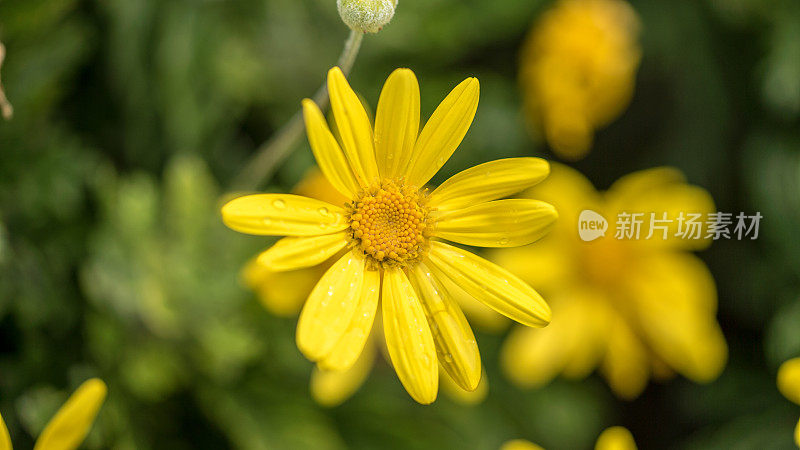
[
  {"left": 440, "top": 369, "right": 488, "bottom": 405},
  {"left": 327, "top": 67, "right": 379, "bottom": 187},
  {"left": 606, "top": 167, "right": 686, "bottom": 202},
  {"left": 628, "top": 254, "right": 727, "bottom": 383},
  {"left": 256, "top": 232, "right": 348, "bottom": 272},
  {"left": 296, "top": 252, "right": 365, "bottom": 361},
  {"left": 604, "top": 167, "right": 715, "bottom": 250},
  {"left": 502, "top": 325, "right": 563, "bottom": 388},
  {"left": 33, "top": 378, "right": 107, "bottom": 450},
  {"left": 595, "top": 426, "right": 637, "bottom": 450},
  {"left": 502, "top": 290, "right": 606, "bottom": 387},
  {"left": 406, "top": 77, "right": 479, "bottom": 187},
  {"left": 382, "top": 267, "right": 438, "bottom": 404},
  {"left": 292, "top": 168, "right": 349, "bottom": 207},
  {"left": 242, "top": 259, "right": 320, "bottom": 317},
  {"left": 434, "top": 199, "right": 557, "bottom": 248},
  {"left": 0, "top": 411, "right": 11, "bottom": 450},
  {"left": 311, "top": 339, "right": 376, "bottom": 407},
  {"left": 318, "top": 269, "right": 380, "bottom": 371},
  {"left": 500, "top": 439, "right": 545, "bottom": 450},
  {"left": 428, "top": 158, "right": 550, "bottom": 212},
  {"left": 409, "top": 263, "right": 481, "bottom": 391},
  {"left": 302, "top": 99, "right": 360, "bottom": 197},
  {"left": 221, "top": 194, "right": 347, "bottom": 236},
  {"left": 521, "top": 162, "right": 601, "bottom": 238},
  {"left": 374, "top": 68, "right": 420, "bottom": 179},
  {"left": 778, "top": 358, "right": 800, "bottom": 405},
  {"left": 543, "top": 105, "right": 593, "bottom": 160},
  {"left": 601, "top": 315, "right": 649, "bottom": 400},
  {"left": 488, "top": 238, "right": 575, "bottom": 295},
  {"left": 795, "top": 417, "right": 800, "bottom": 447},
  {"left": 427, "top": 242, "right": 551, "bottom": 328}
]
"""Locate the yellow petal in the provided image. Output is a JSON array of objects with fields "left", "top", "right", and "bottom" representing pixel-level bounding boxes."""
[
  {"left": 500, "top": 439, "right": 545, "bottom": 450},
  {"left": 406, "top": 77, "right": 480, "bottom": 187},
  {"left": 302, "top": 99, "right": 360, "bottom": 197},
  {"left": 595, "top": 426, "right": 638, "bottom": 450},
  {"left": 0, "top": 411, "right": 10, "bottom": 450},
  {"left": 318, "top": 269, "right": 380, "bottom": 371},
  {"left": 428, "top": 158, "right": 550, "bottom": 211},
  {"left": 795, "top": 417, "right": 800, "bottom": 447},
  {"left": 409, "top": 263, "right": 481, "bottom": 391},
  {"left": 440, "top": 369, "right": 488, "bottom": 405},
  {"left": 311, "top": 339, "right": 376, "bottom": 407},
  {"left": 427, "top": 241, "right": 551, "bottom": 327},
  {"left": 34, "top": 378, "right": 107, "bottom": 450},
  {"left": 382, "top": 267, "right": 438, "bottom": 404},
  {"left": 221, "top": 194, "right": 347, "bottom": 236},
  {"left": 256, "top": 232, "right": 348, "bottom": 272},
  {"left": 434, "top": 199, "right": 557, "bottom": 248},
  {"left": 778, "top": 358, "right": 800, "bottom": 405},
  {"left": 601, "top": 315, "right": 649, "bottom": 400},
  {"left": 374, "top": 68, "right": 420, "bottom": 179},
  {"left": 445, "top": 274, "right": 510, "bottom": 332},
  {"left": 327, "top": 67, "right": 379, "bottom": 186},
  {"left": 296, "top": 252, "right": 365, "bottom": 361}
]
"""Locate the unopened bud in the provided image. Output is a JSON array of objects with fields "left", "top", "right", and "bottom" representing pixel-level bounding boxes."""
[{"left": 337, "top": 0, "right": 397, "bottom": 34}]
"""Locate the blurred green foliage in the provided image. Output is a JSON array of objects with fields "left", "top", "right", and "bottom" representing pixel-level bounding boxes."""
[{"left": 0, "top": 0, "right": 799, "bottom": 448}]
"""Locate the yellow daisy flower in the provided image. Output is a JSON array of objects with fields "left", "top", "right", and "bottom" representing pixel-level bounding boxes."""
[
  {"left": 501, "top": 425, "right": 637, "bottom": 450},
  {"left": 493, "top": 164, "right": 727, "bottom": 399},
  {"left": 520, "top": 0, "right": 641, "bottom": 160},
  {"left": 778, "top": 357, "right": 800, "bottom": 447},
  {"left": 244, "top": 170, "right": 491, "bottom": 406},
  {"left": 0, "top": 378, "right": 107, "bottom": 450},
  {"left": 223, "top": 67, "right": 557, "bottom": 403}
]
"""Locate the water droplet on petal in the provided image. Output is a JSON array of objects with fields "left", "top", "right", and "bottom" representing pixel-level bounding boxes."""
[{"left": 273, "top": 199, "right": 286, "bottom": 209}]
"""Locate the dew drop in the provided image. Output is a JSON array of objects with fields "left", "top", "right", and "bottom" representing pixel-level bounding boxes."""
[
  {"left": 272, "top": 199, "right": 286, "bottom": 209},
  {"left": 318, "top": 207, "right": 329, "bottom": 216}
]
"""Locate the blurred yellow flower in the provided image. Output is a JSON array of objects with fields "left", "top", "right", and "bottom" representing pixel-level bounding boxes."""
[
  {"left": 244, "top": 170, "right": 491, "bottom": 406},
  {"left": 501, "top": 425, "right": 637, "bottom": 450},
  {"left": 223, "top": 66, "right": 557, "bottom": 404},
  {"left": 520, "top": 0, "right": 641, "bottom": 159},
  {"left": 777, "top": 357, "right": 800, "bottom": 447},
  {"left": 0, "top": 378, "right": 107, "bottom": 450},
  {"left": 493, "top": 164, "right": 727, "bottom": 399}
]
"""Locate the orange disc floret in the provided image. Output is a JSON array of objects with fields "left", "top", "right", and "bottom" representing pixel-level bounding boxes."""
[{"left": 347, "top": 180, "right": 431, "bottom": 268}]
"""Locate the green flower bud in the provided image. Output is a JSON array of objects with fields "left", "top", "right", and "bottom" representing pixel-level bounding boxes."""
[{"left": 337, "top": 0, "right": 397, "bottom": 34}]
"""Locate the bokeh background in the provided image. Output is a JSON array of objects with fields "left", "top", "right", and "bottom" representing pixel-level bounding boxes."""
[{"left": 1, "top": 0, "right": 800, "bottom": 448}]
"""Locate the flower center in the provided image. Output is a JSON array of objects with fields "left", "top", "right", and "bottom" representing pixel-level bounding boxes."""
[{"left": 348, "top": 181, "right": 430, "bottom": 268}]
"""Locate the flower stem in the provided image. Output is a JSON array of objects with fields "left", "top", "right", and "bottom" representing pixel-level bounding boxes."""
[
  {"left": 231, "top": 30, "right": 364, "bottom": 191},
  {"left": 0, "top": 42, "right": 13, "bottom": 120}
]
